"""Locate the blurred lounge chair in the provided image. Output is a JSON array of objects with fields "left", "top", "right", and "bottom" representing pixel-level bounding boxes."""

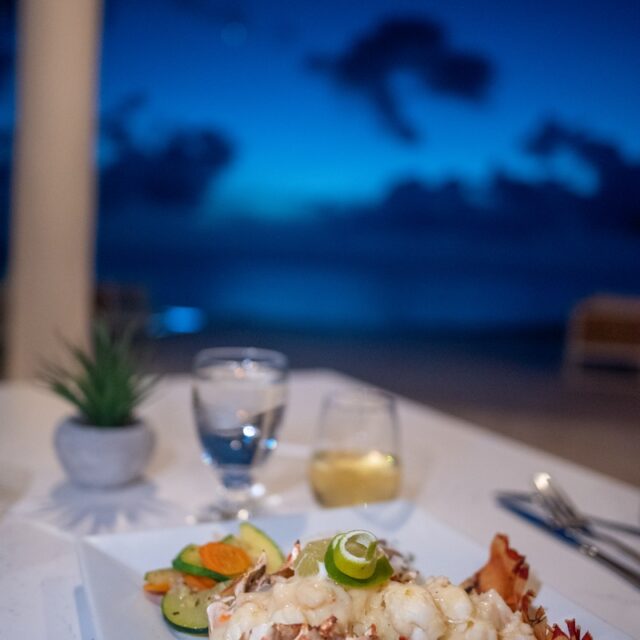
[{"left": 564, "top": 294, "right": 640, "bottom": 390}]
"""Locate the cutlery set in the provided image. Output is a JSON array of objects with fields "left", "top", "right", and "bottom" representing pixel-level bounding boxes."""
[{"left": 498, "top": 472, "right": 640, "bottom": 590}]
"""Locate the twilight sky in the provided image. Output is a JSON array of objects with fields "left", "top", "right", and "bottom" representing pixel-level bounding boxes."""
[
  {"left": 0, "top": 0, "right": 638, "bottom": 328},
  {"left": 99, "top": 0, "right": 640, "bottom": 219}
]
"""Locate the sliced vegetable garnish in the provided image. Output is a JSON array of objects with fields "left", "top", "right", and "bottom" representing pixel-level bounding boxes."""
[
  {"left": 238, "top": 522, "right": 285, "bottom": 573},
  {"left": 199, "top": 542, "right": 251, "bottom": 577},
  {"left": 149, "top": 525, "right": 286, "bottom": 635},
  {"left": 173, "top": 544, "right": 230, "bottom": 581},
  {"left": 324, "top": 531, "right": 393, "bottom": 588},
  {"left": 143, "top": 568, "right": 183, "bottom": 594},
  {"left": 143, "top": 581, "right": 172, "bottom": 594},
  {"left": 161, "top": 586, "right": 219, "bottom": 635},
  {"left": 220, "top": 534, "right": 239, "bottom": 544},
  {"left": 333, "top": 530, "right": 379, "bottom": 580},
  {"left": 183, "top": 574, "right": 217, "bottom": 591}
]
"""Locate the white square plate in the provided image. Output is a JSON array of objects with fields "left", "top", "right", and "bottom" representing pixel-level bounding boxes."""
[{"left": 77, "top": 501, "right": 629, "bottom": 640}]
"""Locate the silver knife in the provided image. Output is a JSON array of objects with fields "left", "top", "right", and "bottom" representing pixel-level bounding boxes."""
[{"left": 496, "top": 492, "right": 640, "bottom": 590}]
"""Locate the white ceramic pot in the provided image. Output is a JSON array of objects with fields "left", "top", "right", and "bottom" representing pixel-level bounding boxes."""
[{"left": 54, "top": 417, "right": 155, "bottom": 488}]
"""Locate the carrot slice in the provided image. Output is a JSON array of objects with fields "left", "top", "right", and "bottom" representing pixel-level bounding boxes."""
[
  {"left": 199, "top": 542, "right": 251, "bottom": 576},
  {"left": 143, "top": 581, "right": 171, "bottom": 594},
  {"left": 184, "top": 574, "right": 217, "bottom": 591}
]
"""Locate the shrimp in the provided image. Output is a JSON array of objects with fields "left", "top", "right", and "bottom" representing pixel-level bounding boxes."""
[
  {"left": 207, "top": 536, "right": 591, "bottom": 640},
  {"left": 209, "top": 574, "right": 536, "bottom": 640},
  {"left": 208, "top": 576, "right": 353, "bottom": 640},
  {"left": 359, "top": 581, "right": 446, "bottom": 640},
  {"left": 463, "top": 535, "right": 592, "bottom": 640},
  {"left": 461, "top": 534, "right": 534, "bottom": 613}
]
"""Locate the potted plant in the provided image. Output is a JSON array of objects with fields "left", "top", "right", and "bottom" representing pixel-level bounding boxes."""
[{"left": 43, "top": 323, "right": 158, "bottom": 488}]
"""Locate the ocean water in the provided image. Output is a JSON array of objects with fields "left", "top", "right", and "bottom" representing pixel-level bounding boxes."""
[{"left": 97, "top": 220, "right": 640, "bottom": 331}]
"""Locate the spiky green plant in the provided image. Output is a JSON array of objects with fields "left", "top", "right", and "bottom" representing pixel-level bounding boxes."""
[{"left": 42, "top": 322, "right": 157, "bottom": 427}]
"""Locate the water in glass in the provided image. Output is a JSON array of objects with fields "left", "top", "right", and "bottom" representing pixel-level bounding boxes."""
[{"left": 193, "top": 348, "right": 288, "bottom": 518}]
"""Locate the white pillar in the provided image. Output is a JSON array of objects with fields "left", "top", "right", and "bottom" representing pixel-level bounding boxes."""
[{"left": 6, "top": 0, "right": 102, "bottom": 378}]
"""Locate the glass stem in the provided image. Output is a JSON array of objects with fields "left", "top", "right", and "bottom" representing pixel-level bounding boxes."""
[{"left": 221, "top": 468, "right": 253, "bottom": 491}]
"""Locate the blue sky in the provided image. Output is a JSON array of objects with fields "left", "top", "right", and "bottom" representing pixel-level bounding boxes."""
[
  {"left": 96, "top": 0, "right": 639, "bottom": 220},
  {"left": 1, "top": 0, "right": 638, "bottom": 328}
]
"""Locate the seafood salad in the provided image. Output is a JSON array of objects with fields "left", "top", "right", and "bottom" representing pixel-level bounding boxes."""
[{"left": 143, "top": 526, "right": 592, "bottom": 640}]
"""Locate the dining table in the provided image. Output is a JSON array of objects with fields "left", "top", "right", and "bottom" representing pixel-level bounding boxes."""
[{"left": 1, "top": 369, "right": 639, "bottom": 639}]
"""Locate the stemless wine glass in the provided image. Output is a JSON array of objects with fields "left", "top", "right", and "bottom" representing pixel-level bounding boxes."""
[
  {"left": 192, "top": 347, "right": 288, "bottom": 520},
  {"left": 309, "top": 387, "right": 401, "bottom": 508}
]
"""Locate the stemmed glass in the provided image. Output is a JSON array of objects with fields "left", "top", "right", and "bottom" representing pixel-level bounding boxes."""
[
  {"left": 192, "top": 347, "right": 288, "bottom": 520},
  {"left": 309, "top": 387, "right": 401, "bottom": 508}
]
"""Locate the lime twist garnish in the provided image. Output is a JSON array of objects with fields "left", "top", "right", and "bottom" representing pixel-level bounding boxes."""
[
  {"left": 324, "top": 530, "right": 393, "bottom": 588},
  {"left": 333, "top": 530, "right": 379, "bottom": 579}
]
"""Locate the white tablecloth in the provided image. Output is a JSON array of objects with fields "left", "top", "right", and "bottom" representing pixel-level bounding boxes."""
[{"left": 1, "top": 370, "right": 639, "bottom": 638}]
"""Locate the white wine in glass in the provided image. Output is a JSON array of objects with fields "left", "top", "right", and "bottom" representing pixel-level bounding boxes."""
[{"left": 309, "top": 388, "right": 401, "bottom": 508}]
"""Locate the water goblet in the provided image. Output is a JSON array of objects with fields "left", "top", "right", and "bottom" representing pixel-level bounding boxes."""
[{"left": 192, "top": 347, "right": 288, "bottom": 520}]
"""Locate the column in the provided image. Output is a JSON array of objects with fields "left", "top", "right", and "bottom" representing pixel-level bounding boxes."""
[{"left": 5, "top": 0, "right": 102, "bottom": 378}]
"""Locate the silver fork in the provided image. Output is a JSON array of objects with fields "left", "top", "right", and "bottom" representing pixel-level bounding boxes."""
[{"left": 533, "top": 472, "right": 640, "bottom": 566}]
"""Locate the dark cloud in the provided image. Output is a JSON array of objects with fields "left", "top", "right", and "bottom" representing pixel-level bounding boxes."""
[
  {"left": 364, "top": 178, "right": 476, "bottom": 227},
  {"left": 526, "top": 120, "right": 640, "bottom": 231},
  {"left": 324, "top": 121, "right": 639, "bottom": 235},
  {"left": 100, "top": 97, "right": 234, "bottom": 215},
  {"left": 308, "top": 17, "right": 493, "bottom": 143},
  {"left": 527, "top": 120, "right": 627, "bottom": 178},
  {"left": 101, "top": 93, "right": 148, "bottom": 149}
]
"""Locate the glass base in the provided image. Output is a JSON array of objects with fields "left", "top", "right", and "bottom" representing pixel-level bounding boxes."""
[
  {"left": 192, "top": 470, "right": 266, "bottom": 521},
  {"left": 193, "top": 497, "right": 263, "bottom": 522}
]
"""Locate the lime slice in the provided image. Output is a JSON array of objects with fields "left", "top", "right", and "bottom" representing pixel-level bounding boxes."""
[
  {"left": 294, "top": 538, "right": 331, "bottom": 576},
  {"left": 324, "top": 541, "right": 393, "bottom": 588},
  {"left": 333, "top": 530, "right": 378, "bottom": 580}
]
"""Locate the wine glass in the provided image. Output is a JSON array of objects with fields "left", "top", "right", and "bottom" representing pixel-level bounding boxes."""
[
  {"left": 192, "top": 347, "right": 288, "bottom": 520},
  {"left": 309, "top": 386, "right": 401, "bottom": 508}
]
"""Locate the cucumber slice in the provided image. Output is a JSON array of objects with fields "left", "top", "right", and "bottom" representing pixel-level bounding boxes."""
[
  {"left": 161, "top": 586, "right": 217, "bottom": 635},
  {"left": 220, "top": 534, "right": 239, "bottom": 545},
  {"left": 238, "top": 522, "right": 285, "bottom": 573},
  {"left": 172, "top": 545, "right": 230, "bottom": 581}
]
